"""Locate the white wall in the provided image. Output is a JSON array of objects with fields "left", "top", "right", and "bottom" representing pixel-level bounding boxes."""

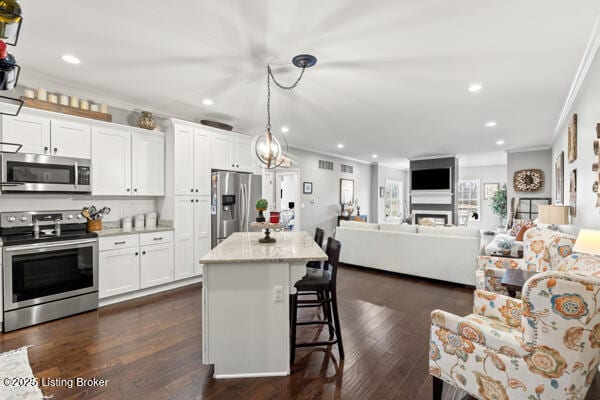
[
  {"left": 507, "top": 149, "right": 553, "bottom": 202},
  {"left": 283, "top": 147, "right": 372, "bottom": 237},
  {"left": 459, "top": 164, "right": 507, "bottom": 230},
  {"left": 551, "top": 51, "right": 600, "bottom": 228}
]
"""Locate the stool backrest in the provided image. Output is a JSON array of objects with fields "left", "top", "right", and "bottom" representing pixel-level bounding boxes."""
[
  {"left": 325, "top": 237, "right": 342, "bottom": 284},
  {"left": 314, "top": 227, "right": 325, "bottom": 248}
]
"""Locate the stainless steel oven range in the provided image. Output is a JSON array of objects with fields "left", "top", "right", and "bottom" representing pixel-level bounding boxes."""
[{"left": 1, "top": 210, "right": 98, "bottom": 332}]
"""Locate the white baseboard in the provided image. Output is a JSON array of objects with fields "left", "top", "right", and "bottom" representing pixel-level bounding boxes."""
[
  {"left": 214, "top": 371, "right": 289, "bottom": 379},
  {"left": 99, "top": 276, "right": 203, "bottom": 307}
]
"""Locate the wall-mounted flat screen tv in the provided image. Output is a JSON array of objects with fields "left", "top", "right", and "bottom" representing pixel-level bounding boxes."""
[{"left": 411, "top": 168, "right": 451, "bottom": 190}]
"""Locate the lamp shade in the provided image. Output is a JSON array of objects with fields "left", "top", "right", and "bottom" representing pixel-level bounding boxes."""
[
  {"left": 537, "top": 205, "right": 570, "bottom": 225},
  {"left": 573, "top": 229, "right": 600, "bottom": 256}
]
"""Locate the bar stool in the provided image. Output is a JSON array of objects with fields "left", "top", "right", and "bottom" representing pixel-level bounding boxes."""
[
  {"left": 306, "top": 227, "right": 325, "bottom": 271},
  {"left": 290, "top": 237, "right": 344, "bottom": 364}
]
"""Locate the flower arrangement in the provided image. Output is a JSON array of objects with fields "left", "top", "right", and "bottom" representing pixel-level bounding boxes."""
[{"left": 496, "top": 238, "right": 514, "bottom": 255}]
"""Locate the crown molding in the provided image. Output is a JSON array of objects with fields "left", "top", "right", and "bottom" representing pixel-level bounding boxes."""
[
  {"left": 287, "top": 145, "right": 372, "bottom": 165},
  {"left": 505, "top": 145, "right": 551, "bottom": 154},
  {"left": 459, "top": 161, "right": 507, "bottom": 168},
  {"left": 409, "top": 154, "right": 457, "bottom": 161},
  {"left": 552, "top": 14, "right": 600, "bottom": 143}
]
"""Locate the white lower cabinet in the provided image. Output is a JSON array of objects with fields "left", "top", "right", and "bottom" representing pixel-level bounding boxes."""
[
  {"left": 140, "top": 242, "right": 174, "bottom": 288},
  {"left": 99, "top": 248, "right": 140, "bottom": 298},
  {"left": 98, "top": 231, "right": 176, "bottom": 300}
]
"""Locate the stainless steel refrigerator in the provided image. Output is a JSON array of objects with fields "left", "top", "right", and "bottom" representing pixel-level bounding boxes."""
[{"left": 211, "top": 171, "right": 262, "bottom": 248}]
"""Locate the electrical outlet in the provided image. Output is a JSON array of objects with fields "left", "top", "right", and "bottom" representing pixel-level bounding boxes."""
[{"left": 273, "top": 285, "right": 284, "bottom": 302}]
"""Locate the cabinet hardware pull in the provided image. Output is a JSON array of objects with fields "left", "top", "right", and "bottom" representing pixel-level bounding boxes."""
[
  {"left": 142, "top": 251, "right": 146, "bottom": 255},
  {"left": 190, "top": 188, "right": 194, "bottom": 192},
  {"left": 135, "top": 252, "right": 139, "bottom": 256},
  {"left": 44, "top": 146, "right": 49, "bottom": 152},
  {"left": 195, "top": 199, "right": 198, "bottom": 202},
  {"left": 231, "top": 164, "right": 234, "bottom": 167},
  {"left": 53, "top": 147, "right": 58, "bottom": 153},
  {"left": 114, "top": 241, "right": 126, "bottom": 245},
  {"left": 126, "top": 188, "right": 130, "bottom": 192},
  {"left": 195, "top": 189, "right": 198, "bottom": 192},
  {"left": 190, "top": 199, "right": 194, "bottom": 203},
  {"left": 153, "top": 237, "right": 163, "bottom": 241},
  {"left": 134, "top": 188, "right": 138, "bottom": 192}
]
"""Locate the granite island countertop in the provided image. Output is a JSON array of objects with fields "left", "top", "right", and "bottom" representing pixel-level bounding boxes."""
[
  {"left": 200, "top": 231, "right": 328, "bottom": 264},
  {"left": 94, "top": 226, "right": 174, "bottom": 237}
]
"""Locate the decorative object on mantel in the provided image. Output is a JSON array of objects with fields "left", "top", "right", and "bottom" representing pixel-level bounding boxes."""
[
  {"left": 250, "top": 222, "right": 282, "bottom": 243},
  {"left": 555, "top": 151, "right": 564, "bottom": 204},
  {"left": 137, "top": 111, "right": 157, "bottom": 130},
  {"left": 303, "top": 181, "right": 313, "bottom": 194},
  {"left": 255, "top": 198, "right": 268, "bottom": 222},
  {"left": 253, "top": 54, "right": 317, "bottom": 169},
  {"left": 200, "top": 119, "right": 233, "bottom": 131},
  {"left": 21, "top": 97, "right": 112, "bottom": 122},
  {"left": 513, "top": 169, "right": 544, "bottom": 192},
  {"left": 570, "top": 169, "right": 577, "bottom": 217},
  {"left": 568, "top": 113, "right": 577, "bottom": 163}
]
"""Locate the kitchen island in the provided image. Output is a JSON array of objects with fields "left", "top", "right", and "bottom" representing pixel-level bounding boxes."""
[{"left": 200, "top": 231, "right": 328, "bottom": 378}]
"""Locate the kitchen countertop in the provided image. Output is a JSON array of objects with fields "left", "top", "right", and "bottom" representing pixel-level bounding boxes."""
[
  {"left": 200, "top": 231, "right": 328, "bottom": 264},
  {"left": 94, "top": 226, "right": 174, "bottom": 237}
]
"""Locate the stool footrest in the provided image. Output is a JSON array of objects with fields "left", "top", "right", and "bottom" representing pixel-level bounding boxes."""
[{"left": 296, "top": 339, "right": 339, "bottom": 348}]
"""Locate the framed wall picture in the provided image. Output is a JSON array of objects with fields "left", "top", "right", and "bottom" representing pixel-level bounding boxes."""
[
  {"left": 555, "top": 151, "right": 564, "bottom": 204},
  {"left": 570, "top": 169, "right": 577, "bottom": 217},
  {"left": 568, "top": 113, "right": 577, "bottom": 163},
  {"left": 513, "top": 169, "right": 544, "bottom": 192},
  {"left": 303, "top": 182, "right": 313, "bottom": 194},
  {"left": 340, "top": 178, "right": 354, "bottom": 204},
  {"left": 483, "top": 183, "right": 499, "bottom": 200}
]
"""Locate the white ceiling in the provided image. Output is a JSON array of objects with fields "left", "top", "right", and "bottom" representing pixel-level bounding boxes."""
[{"left": 16, "top": 0, "right": 600, "bottom": 167}]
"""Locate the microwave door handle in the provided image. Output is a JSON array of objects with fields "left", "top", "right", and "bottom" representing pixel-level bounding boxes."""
[{"left": 74, "top": 161, "right": 79, "bottom": 189}]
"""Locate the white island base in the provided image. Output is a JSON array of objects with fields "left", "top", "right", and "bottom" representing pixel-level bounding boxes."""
[{"left": 200, "top": 232, "right": 328, "bottom": 379}]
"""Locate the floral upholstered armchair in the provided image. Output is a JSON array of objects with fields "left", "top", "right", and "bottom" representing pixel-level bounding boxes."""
[
  {"left": 477, "top": 228, "right": 577, "bottom": 295},
  {"left": 430, "top": 271, "right": 600, "bottom": 400}
]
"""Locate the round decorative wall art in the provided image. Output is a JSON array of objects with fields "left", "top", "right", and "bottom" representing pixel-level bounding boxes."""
[{"left": 513, "top": 169, "right": 544, "bottom": 192}]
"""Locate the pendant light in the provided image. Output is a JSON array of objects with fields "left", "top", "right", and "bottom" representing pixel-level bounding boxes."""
[{"left": 253, "top": 54, "right": 317, "bottom": 169}]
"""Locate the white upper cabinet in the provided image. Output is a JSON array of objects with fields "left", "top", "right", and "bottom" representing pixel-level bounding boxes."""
[
  {"left": 211, "top": 131, "right": 255, "bottom": 172},
  {"left": 132, "top": 132, "right": 165, "bottom": 196},
  {"left": 212, "top": 132, "right": 236, "bottom": 170},
  {"left": 91, "top": 126, "right": 132, "bottom": 196},
  {"left": 173, "top": 125, "right": 195, "bottom": 195},
  {"left": 194, "top": 128, "right": 212, "bottom": 194},
  {"left": 1, "top": 114, "right": 51, "bottom": 155},
  {"left": 50, "top": 120, "right": 91, "bottom": 159},
  {"left": 236, "top": 134, "right": 254, "bottom": 172}
]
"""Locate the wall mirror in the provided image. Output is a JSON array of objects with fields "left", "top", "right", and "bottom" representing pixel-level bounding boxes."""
[{"left": 340, "top": 179, "right": 354, "bottom": 204}]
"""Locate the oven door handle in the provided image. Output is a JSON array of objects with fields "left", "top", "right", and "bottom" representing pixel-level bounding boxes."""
[{"left": 4, "top": 238, "right": 97, "bottom": 252}]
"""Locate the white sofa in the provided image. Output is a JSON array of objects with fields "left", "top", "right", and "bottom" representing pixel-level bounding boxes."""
[{"left": 334, "top": 221, "right": 480, "bottom": 286}]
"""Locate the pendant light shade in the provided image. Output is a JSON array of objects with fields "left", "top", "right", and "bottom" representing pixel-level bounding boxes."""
[{"left": 252, "top": 129, "right": 287, "bottom": 169}]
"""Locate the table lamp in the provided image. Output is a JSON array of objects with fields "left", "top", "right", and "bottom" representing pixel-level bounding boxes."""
[
  {"left": 573, "top": 229, "right": 600, "bottom": 256},
  {"left": 537, "top": 205, "right": 570, "bottom": 230}
]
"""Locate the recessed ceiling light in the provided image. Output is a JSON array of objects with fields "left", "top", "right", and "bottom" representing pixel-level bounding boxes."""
[
  {"left": 281, "top": 126, "right": 289, "bottom": 133},
  {"left": 496, "top": 140, "right": 505, "bottom": 146},
  {"left": 485, "top": 121, "right": 497, "bottom": 127},
  {"left": 337, "top": 144, "right": 344, "bottom": 149},
  {"left": 468, "top": 83, "right": 482, "bottom": 93},
  {"left": 202, "top": 99, "right": 214, "bottom": 106},
  {"left": 62, "top": 54, "right": 80, "bottom": 65},
  {"left": 372, "top": 154, "right": 378, "bottom": 159}
]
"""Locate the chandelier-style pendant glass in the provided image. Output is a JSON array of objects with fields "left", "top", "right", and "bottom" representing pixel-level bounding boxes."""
[{"left": 253, "top": 54, "right": 316, "bottom": 169}]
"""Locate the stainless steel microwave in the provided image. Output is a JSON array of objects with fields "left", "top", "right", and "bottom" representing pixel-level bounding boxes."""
[{"left": 1, "top": 153, "right": 92, "bottom": 193}]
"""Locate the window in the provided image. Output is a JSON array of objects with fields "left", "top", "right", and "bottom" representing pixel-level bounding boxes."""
[
  {"left": 457, "top": 179, "right": 480, "bottom": 226},
  {"left": 385, "top": 180, "right": 403, "bottom": 222}
]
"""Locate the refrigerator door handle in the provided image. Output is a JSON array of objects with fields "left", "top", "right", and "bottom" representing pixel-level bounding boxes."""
[
  {"left": 243, "top": 183, "right": 249, "bottom": 231},
  {"left": 240, "top": 184, "right": 246, "bottom": 232}
]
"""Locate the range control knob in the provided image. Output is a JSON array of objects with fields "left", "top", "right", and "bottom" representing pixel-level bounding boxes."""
[
  {"left": 7, "top": 216, "right": 16, "bottom": 222},
  {"left": 20, "top": 216, "right": 28, "bottom": 222},
  {"left": 67, "top": 214, "right": 74, "bottom": 220},
  {"left": 77, "top": 214, "right": 83, "bottom": 219}
]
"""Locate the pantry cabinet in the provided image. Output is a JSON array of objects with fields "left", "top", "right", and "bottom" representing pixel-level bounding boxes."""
[
  {"left": 173, "top": 195, "right": 210, "bottom": 279},
  {"left": 194, "top": 195, "right": 211, "bottom": 275},
  {"left": 132, "top": 132, "right": 165, "bottom": 196},
  {"left": 91, "top": 126, "right": 132, "bottom": 195}
]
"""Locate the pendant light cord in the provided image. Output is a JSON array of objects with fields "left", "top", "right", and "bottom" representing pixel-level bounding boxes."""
[{"left": 266, "top": 65, "right": 306, "bottom": 130}]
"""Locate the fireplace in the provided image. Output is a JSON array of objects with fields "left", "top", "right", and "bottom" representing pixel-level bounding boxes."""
[{"left": 413, "top": 210, "right": 452, "bottom": 226}]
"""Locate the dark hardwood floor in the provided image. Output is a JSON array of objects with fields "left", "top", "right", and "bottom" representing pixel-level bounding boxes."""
[{"left": 1, "top": 265, "right": 598, "bottom": 400}]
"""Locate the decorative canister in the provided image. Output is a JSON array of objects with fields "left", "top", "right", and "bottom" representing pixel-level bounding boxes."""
[
  {"left": 145, "top": 212, "right": 157, "bottom": 227},
  {"left": 269, "top": 211, "right": 280, "bottom": 224},
  {"left": 122, "top": 215, "right": 132, "bottom": 229},
  {"left": 137, "top": 111, "right": 157, "bottom": 130},
  {"left": 134, "top": 214, "right": 145, "bottom": 228}
]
